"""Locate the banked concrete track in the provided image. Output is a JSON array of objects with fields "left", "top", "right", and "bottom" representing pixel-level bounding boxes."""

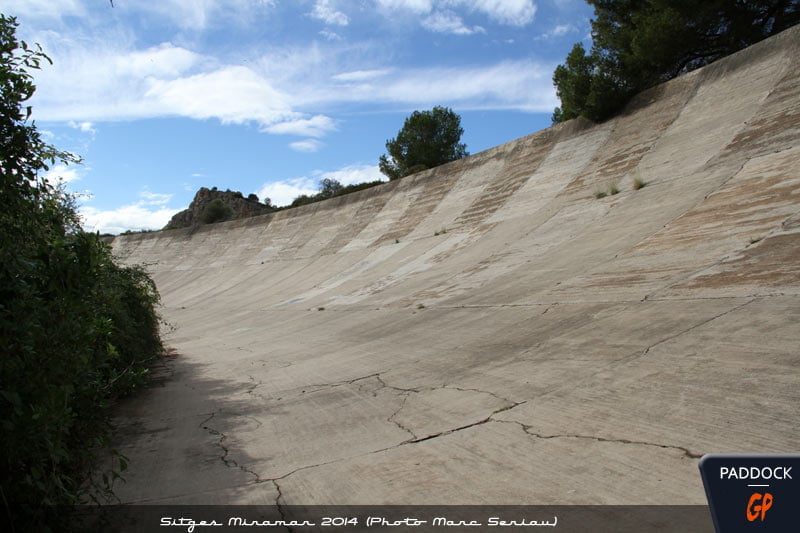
[{"left": 110, "top": 27, "right": 800, "bottom": 506}]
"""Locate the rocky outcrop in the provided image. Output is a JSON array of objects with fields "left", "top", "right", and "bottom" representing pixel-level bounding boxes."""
[{"left": 164, "top": 187, "right": 272, "bottom": 229}]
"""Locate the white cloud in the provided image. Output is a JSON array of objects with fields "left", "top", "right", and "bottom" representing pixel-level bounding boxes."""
[
  {"left": 310, "top": 0, "right": 349, "bottom": 26},
  {"left": 376, "top": 0, "right": 536, "bottom": 26},
  {"left": 256, "top": 176, "right": 319, "bottom": 207},
  {"left": 144, "top": 65, "right": 295, "bottom": 127},
  {"left": 422, "top": 11, "right": 485, "bottom": 35},
  {"left": 289, "top": 139, "right": 325, "bottom": 152},
  {"left": 314, "top": 164, "right": 386, "bottom": 186},
  {"left": 79, "top": 188, "right": 180, "bottom": 234},
  {"left": 320, "top": 29, "right": 343, "bottom": 40},
  {"left": 4, "top": 0, "right": 85, "bottom": 20},
  {"left": 332, "top": 69, "right": 391, "bottom": 82},
  {"left": 139, "top": 190, "right": 173, "bottom": 205},
  {"left": 42, "top": 163, "right": 82, "bottom": 184},
  {"left": 377, "top": 0, "right": 434, "bottom": 14},
  {"left": 536, "top": 23, "right": 576, "bottom": 40},
  {"left": 256, "top": 164, "right": 386, "bottom": 207},
  {"left": 263, "top": 114, "right": 337, "bottom": 137},
  {"left": 301, "top": 59, "right": 556, "bottom": 112},
  {"left": 80, "top": 204, "right": 180, "bottom": 235},
  {"left": 68, "top": 120, "right": 96, "bottom": 135},
  {"left": 460, "top": 0, "right": 537, "bottom": 26},
  {"left": 119, "top": 0, "right": 278, "bottom": 31}
]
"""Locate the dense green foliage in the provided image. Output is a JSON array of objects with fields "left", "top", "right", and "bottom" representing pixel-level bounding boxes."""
[
  {"left": 0, "top": 15, "right": 163, "bottom": 529},
  {"left": 200, "top": 197, "right": 234, "bottom": 224},
  {"left": 552, "top": 0, "right": 800, "bottom": 123},
  {"left": 289, "top": 178, "right": 385, "bottom": 208},
  {"left": 379, "top": 106, "right": 468, "bottom": 180}
]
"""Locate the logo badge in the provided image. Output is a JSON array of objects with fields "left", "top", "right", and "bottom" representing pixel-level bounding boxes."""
[{"left": 699, "top": 454, "right": 800, "bottom": 532}]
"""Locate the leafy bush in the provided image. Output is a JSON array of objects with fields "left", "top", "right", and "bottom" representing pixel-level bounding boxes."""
[
  {"left": 288, "top": 179, "right": 386, "bottom": 209},
  {"left": 0, "top": 15, "right": 163, "bottom": 530},
  {"left": 200, "top": 198, "right": 233, "bottom": 224}
]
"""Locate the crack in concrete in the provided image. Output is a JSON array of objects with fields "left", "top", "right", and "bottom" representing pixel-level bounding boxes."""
[
  {"left": 635, "top": 298, "right": 757, "bottom": 362},
  {"left": 246, "top": 375, "right": 262, "bottom": 395},
  {"left": 304, "top": 372, "right": 385, "bottom": 394},
  {"left": 375, "top": 374, "right": 422, "bottom": 393},
  {"left": 387, "top": 394, "right": 418, "bottom": 440},
  {"left": 498, "top": 419, "right": 702, "bottom": 459},
  {"left": 399, "top": 399, "right": 526, "bottom": 445},
  {"left": 405, "top": 416, "right": 494, "bottom": 443},
  {"left": 199, "top": 411, "right": 263, "bottom": 483},
  {"left": 441, "top": 385, "right": 518, "bottom": 406}
]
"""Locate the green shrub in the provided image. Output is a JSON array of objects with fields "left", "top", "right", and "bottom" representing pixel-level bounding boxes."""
[
  {"left": 200, "top": 198, "right": 233, "bottom": 224},
  {"left": 0, "top": 15, "right": 164, "bottom": 529}
]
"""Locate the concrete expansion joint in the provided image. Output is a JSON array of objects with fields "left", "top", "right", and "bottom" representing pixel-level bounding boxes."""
[{"left": 501, "top": 419, "right": 702, "bottom": 459}]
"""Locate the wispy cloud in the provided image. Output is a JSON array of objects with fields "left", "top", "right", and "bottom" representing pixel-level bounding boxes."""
[
  {"left": 536, "top": 23, "right": 577, "bottom": 40},
  {"left": 332, "top": 69, "right": 391, "bottom": 82},
  {"left": 313, "top": 164, "right": 385, "bottom": 186},
  {"left": 376, "top": 0, "right": 536, "bottom": 26},
  {"left": 422, "top": 11, "right": 485, "bottom": 35},
  {"left": 310, "top": 0, "right": 349, "bottom": 26},
  {"left": 68, "top": 120, "right": 96, "bottom": 135},
  {"left": 4, "top": 0, "right": 86, "bottom": 20},
  {"left": 303, "top": 59, "right": 557, "bottom": 112},
  {"left": 464, "top": 0, "right": 537, "bottom": 26},
  {"left": 25, "top": 0, "right": 553, "bottom": 138},
  {"left": 139, "top": 190, "right": 173, "bottom": 205},
  {"left": 319, "top": 29, "right": 343, "bottom": 40},
  {"left": 116, "top": 0, "right": 278, "bottom": 31},
  {"left": 376, "top": 0, "right": 434, "bottom": 14},
  {"left": 263, "top": 115, "right": 337, "bottom": 137},
  {"left": 289, "top": 139, "right": 325, "bottom": 152}
]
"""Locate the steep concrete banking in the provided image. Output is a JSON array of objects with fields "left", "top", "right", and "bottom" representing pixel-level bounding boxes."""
[{"left": 109, "top": 26, "right": 800, "bottom": 506}]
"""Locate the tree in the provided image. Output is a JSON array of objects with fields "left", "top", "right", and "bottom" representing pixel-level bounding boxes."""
[
  {"left": 552, "top": 0, "right": 800, "bottom": 123},
  {"left": 1, "top": 15, "right": 163, "bottom": 528},
  {"left": 200, "top": 198, "right": 233, "bottom": 224},
  {"left": 318, "top": 177, "right": 344, "bottom": 199},
  {"left": 379, "top": 106, "right": 468, "bottom": 180}
]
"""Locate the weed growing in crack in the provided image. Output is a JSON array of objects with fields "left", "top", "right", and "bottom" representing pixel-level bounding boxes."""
[{"left": 632, "top": 171, "right": 647, "bottom": 190}]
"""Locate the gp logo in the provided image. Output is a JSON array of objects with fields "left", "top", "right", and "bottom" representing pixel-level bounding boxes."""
[{"left": 699, "top": 455, "right": 800, "bottom": 532}]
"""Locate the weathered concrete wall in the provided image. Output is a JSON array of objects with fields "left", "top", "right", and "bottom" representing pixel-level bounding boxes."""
[{"left": 109, "top": 26, "right": 800, "bottom": 506}]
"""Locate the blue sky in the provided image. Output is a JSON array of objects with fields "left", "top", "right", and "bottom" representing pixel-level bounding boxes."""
[{"left": 8, "top": 0, "right": 593, "bottom": 233}]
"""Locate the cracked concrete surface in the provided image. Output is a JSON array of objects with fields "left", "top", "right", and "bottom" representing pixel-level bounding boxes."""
[{"left": 108, "top": 27, "right": 800, "bottom": 506}]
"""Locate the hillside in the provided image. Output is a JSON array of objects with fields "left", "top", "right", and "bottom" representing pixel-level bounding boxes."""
[
  {"left": 108, "top": 25, "right": 800, "bottom": 510},
  {"left": 163, "top": 186, "right": 273, "bottom": 229}
]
